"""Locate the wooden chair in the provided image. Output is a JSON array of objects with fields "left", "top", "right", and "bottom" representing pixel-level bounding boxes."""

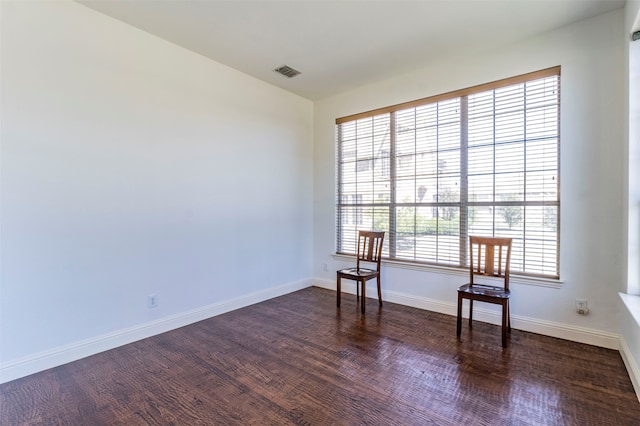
[
  {"left": 456, "top": 236, "right": 513, "bottom": 348},
  {"left": 337, "top": 231, "right": 385, "bottom": 314}
]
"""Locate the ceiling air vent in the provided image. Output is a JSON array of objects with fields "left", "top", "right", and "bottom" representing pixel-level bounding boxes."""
[{"left": 274, "top": 65, "right": 301, "bottom": 78}]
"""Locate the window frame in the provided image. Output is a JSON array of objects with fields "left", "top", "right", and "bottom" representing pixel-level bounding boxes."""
[{"left": 335, "top": 66, "right": 561, "bottom": 279}]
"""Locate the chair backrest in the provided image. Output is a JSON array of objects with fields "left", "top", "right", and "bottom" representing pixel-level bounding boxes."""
[
  {"left": 356, "top": 231, "right": 385, "bottom": 272},
  {"left": 469, "top": 236, "right": 512, "bottom": 290}
]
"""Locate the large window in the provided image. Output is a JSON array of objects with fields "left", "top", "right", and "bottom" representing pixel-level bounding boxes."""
[{"left": 336, "top": 67, "right": 560, "bottom": 278}]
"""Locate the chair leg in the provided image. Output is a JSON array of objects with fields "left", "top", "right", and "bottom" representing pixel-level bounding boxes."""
[
  {"left": 456, "top": 293, "right": 463, "bottom": 337},
  {"left": 502, "top": 301, "right": 508, "bottom": 348},
  {"left": 361, "top": 279, "right": 366, "bottom": 314},
  {"left": 507, "top": 301, "right": 511, "bottom": 333},
  {"left": 336, "top": 276, "right": 341, "bottom": 308},
  {"left": 377, "top": 276, "right": 382, "bottom": 307},
  {"left": 468, "top": 300, "right": 473, "bottom": 328}
]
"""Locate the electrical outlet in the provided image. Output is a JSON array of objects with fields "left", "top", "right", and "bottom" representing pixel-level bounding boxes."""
[
  {"left": 575, "top": 298, "right": 589, "bottom": 315},
  {"left": 148, "top": 294, "right": 158, "bottom": 309}
]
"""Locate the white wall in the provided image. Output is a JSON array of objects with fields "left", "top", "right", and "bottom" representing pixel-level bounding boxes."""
[
  {"left": 314, "top": 9, "right": 625, "bottom": 347},
  {"left": 628, "top": 0, "right": 640, "bottom": 297},
  {"left": 0, "top": 1, "right": 313, "bottom": 380},
  {"left": 621, "top": 0, "right": 640, "bottom": 401}
]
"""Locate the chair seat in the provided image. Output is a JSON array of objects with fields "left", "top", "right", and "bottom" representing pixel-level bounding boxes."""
[
  {"left": 337, "top": 267, "right": 378, "bottom": 279},
  {"left": 458, "top": 283, "right": 510, "bottom": 299}
]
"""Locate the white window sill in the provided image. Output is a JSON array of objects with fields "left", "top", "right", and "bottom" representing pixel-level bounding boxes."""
[
  {"left": 332, "top": 253, "right": 563, "bottom": 289},
  {"left": 620, "top": 293, "right": 640, "bottom": 328}
]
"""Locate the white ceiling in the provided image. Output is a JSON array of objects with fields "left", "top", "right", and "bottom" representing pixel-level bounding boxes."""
[{"left": 78, "top": 0, "right": 625, "bottom": 101}]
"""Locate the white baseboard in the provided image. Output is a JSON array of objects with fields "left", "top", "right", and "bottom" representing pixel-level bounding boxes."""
[
  {"left": 619, "top": 335, "right": 640, "bottom": 402},
  {"left": 2, "top": 278, "right": 624, "bottom": 385},
  {"left": 0, "top": 278, "right": 312, "bottom": 384},
  {"left": 314, "top": 278, "right": 620, "bottom": 350}
]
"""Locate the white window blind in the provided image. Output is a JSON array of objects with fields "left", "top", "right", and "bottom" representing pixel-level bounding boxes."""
[{"left": 336, "top": 67, "right": 560, "bottom": 278}]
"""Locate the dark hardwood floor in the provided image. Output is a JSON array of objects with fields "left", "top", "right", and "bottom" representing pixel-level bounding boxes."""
[{"left": 1, "top": 287, "right": 639, "bottom": 425}]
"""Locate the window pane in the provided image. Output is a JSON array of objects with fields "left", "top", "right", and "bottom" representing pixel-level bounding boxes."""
[
  {"left": 495, "top": 172, "right": 524, "bottom": 200},
  {"left": 469, "top": 174, "right": 494, "bottom": 200},
  {"left": 416, "top": 151, "right": 438, "bottom": 177},
  {"left": 525, "top": 170, "right": 558, "bottom": 202},
  {"left": 526, "top": 138, "right": 557, "bottom": 171},
  {"left": 468, "top": 205, "right": 494, "bottom": 236},
  {"left": 468, "top": 145, "right": 494, "bottom": 175},
  {"left": 523, "top": 206, "right": 558, "bottom": 275},
  {"left": 495, "top": 142, "right": 524, "bottom": 173},
  {"left": 397, "top": 178, "right": 416, "bottom": 203},
  {"left": 416, "top": 177, "right": 437, "bottom": 203}
]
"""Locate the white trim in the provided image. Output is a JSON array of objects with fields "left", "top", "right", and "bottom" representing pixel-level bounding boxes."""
[
  {"left": 315, "top": 277, "right": 617, "bottom": 349},
  {"left": 331, "top": 254, "right": 563, "bottom": 288},
  {"left": 0, "top": 278, "right": 312, "bottom": 384},
  {"left": 619, "top": 335, "right": 640, "bottom": 403},
  {"left": 619, "top": 293, "right": 640, "bottom": 402},
  {"left": 620, "top": 293, "right": 640, "bottom": 327}
]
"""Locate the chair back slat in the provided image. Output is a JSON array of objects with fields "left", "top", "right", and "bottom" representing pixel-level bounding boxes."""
[
  {"left": 469, "top": 236, "right": 512, "bottom": 290},
  {"left": 355, "top": 231, "right": 385, "bottom": 272}
]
